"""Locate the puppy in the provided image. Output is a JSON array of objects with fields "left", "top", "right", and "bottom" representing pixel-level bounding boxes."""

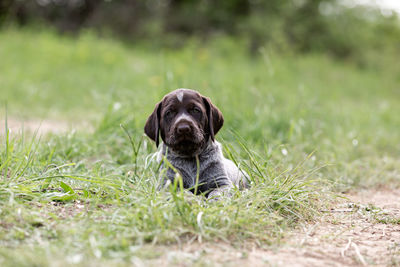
[{"left": 144, "top": 88, "right": 247, "bottom": 199}]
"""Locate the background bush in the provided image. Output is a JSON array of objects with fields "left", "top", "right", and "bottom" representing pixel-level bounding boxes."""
[{"left": 1, "top": 0, "right": 400, "bottom": 62}]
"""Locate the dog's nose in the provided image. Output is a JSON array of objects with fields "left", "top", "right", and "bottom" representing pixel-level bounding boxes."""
[{"left": 177, "top": 124, "right": 191, "bottom": 134}]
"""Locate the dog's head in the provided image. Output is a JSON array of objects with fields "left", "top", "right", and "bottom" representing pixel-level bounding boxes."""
[{"left": 144, "top": 89, "right": 224, "bottom": 156}]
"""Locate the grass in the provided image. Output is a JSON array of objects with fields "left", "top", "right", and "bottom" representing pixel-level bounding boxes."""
[{"left": 0, "top": 27, "right": 399, "bottom": 266}]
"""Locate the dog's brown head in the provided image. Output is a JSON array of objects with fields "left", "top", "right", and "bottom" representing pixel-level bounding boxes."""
[{"left": 144, "top": 89, "right": 224, "bottom": 156}]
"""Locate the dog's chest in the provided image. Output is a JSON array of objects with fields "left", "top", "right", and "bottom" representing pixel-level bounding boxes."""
[
  {"left": 170, "top": 156, "right": 197, "bottom": 179},
  {"left": 167, "top": 155, "right": 207, "bottom": 186},
  {"left": 166, "top": 151, "right": 222, "bottom": 186}
]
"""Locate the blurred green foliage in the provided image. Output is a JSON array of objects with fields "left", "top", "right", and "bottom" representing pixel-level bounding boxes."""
[{"left": 1, "top": 0, "right": 400, "bottom": 61}]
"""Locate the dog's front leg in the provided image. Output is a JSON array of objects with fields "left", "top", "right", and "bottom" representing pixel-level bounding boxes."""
[{"left": 207, "top": 185, "right": 233, "bottom": 201}]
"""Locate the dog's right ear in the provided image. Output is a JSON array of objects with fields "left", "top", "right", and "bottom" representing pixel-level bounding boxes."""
[
  {"left": 202, "top": 96, "right": 224, "bottom": 142},
  {"left": 144, "top": 101, "right": 162, "bottom": 147}
]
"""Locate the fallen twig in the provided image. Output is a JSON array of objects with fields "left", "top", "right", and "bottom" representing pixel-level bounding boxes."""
[
  {"left": 341, "top": 237, "right": 352, "bottom": 258},
  {"left": 352, "top": 242, "right": 367, "bottom": 266}
]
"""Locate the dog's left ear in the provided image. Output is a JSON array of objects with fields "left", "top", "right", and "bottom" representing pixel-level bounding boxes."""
[
  {"left": 144, "top": 101, "right": 162, "bottom": 147},
  {"left": 202, "top": 96, "right": 224, "bottom": 141}
]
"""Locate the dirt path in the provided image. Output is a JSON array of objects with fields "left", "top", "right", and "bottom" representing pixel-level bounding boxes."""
[
  {"left": 257, "top": 189, "right": 400, "bottom": 266},
  {"left": 0, "top": 118, "right": 91, "bottom": 135},
  {"left": 146, "top": 189, "right": 400, "bottom": 266}
]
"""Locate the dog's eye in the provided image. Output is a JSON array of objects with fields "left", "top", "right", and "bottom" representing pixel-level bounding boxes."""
[
  {"left": 164, "top": 110, "right": 175, "bottom": 118},
  {"left": 190, "top": 107, "right": 201, "bottom": 114}
]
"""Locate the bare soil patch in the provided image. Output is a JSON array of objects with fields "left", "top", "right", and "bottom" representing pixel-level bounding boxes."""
[
  {"left": 0, "top": 118, "right": 91, "bottom": 135},
  {"left": 145, "top": 189, "right": 400, "bottom": 266},
  {"left": 269, "top": 188, "right": 400, "bottom": 266}
]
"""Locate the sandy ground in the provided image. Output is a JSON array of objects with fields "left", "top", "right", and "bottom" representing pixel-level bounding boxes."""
[
  {"left": 0, "top": 118, "right": 91, "bottom": 135},
  {"left": 260, "top": 189, "right": 400, "bottom": 266}
]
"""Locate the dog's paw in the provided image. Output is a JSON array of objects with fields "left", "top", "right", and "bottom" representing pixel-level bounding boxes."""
[{"left": 207, "top": 187, "right": 232, "bottom": 202}]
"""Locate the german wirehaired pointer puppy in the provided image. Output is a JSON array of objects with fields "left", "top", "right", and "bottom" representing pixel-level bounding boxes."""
[{"left": 144, "top": 88, "right": 247, "bottom": 199}]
